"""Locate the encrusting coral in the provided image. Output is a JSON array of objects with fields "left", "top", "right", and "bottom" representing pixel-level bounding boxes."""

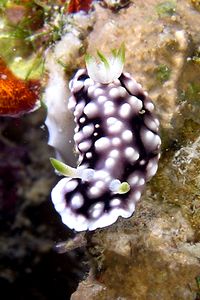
[{"left": 0, "top": 58, "right": 40, "bottom": 117}]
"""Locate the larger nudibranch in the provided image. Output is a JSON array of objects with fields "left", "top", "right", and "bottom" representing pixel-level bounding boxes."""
[{"left": 51, "top": 45, "right": 161, "bottom": 231}]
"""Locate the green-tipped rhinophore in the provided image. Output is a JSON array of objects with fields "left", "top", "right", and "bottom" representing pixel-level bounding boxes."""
[
  {"left": 50, "top": 158, "right": 77, "bottom": 177},
  {"left": 118, "top": 182, "right": 130, "bottom": 194}
]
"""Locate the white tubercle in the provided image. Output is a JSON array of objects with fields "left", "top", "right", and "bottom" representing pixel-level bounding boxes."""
[
  {"left": 78, "top": 168, "right": 95, "bottom": 181},
  {"left": 109, "top": 179, "right": 121, "bottom": 192}
]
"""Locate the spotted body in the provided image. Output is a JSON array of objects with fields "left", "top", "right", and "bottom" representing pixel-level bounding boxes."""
[{"left": 51, "top": 68, "right": 161, "bottom": 231}]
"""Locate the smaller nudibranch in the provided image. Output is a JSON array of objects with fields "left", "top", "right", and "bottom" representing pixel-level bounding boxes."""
[
  {"left": 51, "top": 45, "right": 161, "bottom": 232},
  {"left": 0, "top": 58, "right": 40, "bottom": 117},
  {"left": 67, "top": 0, "right": 93, "bottom": 14}
]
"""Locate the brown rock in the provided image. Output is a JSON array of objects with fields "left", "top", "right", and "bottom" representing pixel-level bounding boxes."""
[{"left": 71, "top": 1, "right": 200, "bottom": 299}]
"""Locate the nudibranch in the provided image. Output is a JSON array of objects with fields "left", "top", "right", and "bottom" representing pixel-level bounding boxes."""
[{"left": 51, "top": 45, "right": 161, "bottom": 231}]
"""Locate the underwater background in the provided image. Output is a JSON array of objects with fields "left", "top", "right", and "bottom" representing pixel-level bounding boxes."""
[{"left": 0, "top": 1, "right": 200, "bottom": 299}]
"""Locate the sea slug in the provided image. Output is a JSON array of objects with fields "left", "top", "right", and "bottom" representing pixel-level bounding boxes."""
[{"left": 51, "top": 45, "right": 161, "bottom": 231}]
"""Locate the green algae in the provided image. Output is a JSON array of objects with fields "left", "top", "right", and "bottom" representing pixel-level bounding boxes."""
[
  {"left": 180, "top": 82, "right": 200, "bottom": 103},
  {"left": 190, "top": 47, "right": 200, "bottom": 64},
  {"left": 0, "top": 0, "right": 65, "bottom": 80},
  {"left": 156, "top": 1, "right": 176, "bottom": 17},
  {"left": 156, "top": 64, "right": 171, "bottom": 83},
  {"left": 0, "top": 1, "right": 44, "bottom": 79},
  {"left": 9, "top": 54, "right": 44, "bottom": 79},
  {"left": 151, "top": 117, "right": 200, "bottom": 240}
]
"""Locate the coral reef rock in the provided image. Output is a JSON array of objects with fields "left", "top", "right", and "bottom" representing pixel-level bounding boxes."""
[{"left": 71, "top": 0, "right": 200, "bottom": 299}]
